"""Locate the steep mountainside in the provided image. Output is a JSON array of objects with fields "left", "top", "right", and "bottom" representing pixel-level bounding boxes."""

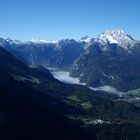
[
  {"left": 71, "top": 29, "right": 140, "bottom": 91},
  {"left": 0, "top": 69, "right": 93, "bottom": 140}
]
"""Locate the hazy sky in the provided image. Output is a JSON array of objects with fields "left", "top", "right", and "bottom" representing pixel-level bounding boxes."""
[{"left": 0, "top": 0, "right": 140, "bottom": 40}]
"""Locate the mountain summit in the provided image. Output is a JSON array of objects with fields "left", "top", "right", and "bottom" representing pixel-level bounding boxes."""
[{"left": 97, "top": 29, "right": 136, "bottom": 51}]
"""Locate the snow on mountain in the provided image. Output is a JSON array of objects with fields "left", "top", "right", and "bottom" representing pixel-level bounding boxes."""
[
  {"left": 0, "top": 37, "right": 59, "bottom": 46},
  {"left": 97, "top": 29, "right": 137, "bottom": 51},
  {"left": 80, "top": 36, "right": 92, "bottom": 43},
  {"left": 1, "top": 29, "right": 139, "bottom": 53},
  {"left": 30, "top": 39, "right": 59, "bottom": 44},
  {"left": 6, "top": 37, "right": 23, "bottom": 45}
]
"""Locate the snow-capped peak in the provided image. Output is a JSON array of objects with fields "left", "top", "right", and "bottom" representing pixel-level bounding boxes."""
[
  {"left": 6, "top": 37, "right": 14, "bottom": 42},
  {"left": 31, "top": 39, "right": 59, "bottom": 44},
  {"left": 80, "top": 36, "right": 92, "bottom": 43},
  {"left": 97, "top": 29, "right": 136, "bottom": 51},
  {"left": 6, "top": 37, "right": 22, "bottom": 45}
]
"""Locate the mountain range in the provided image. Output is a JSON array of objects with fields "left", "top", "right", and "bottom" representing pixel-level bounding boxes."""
[
  {"left": 1, "top": 29, "right": 140, "bottom": 139},
  {"left": 1, "top": 29, "right": 140, "bottom": 91}
]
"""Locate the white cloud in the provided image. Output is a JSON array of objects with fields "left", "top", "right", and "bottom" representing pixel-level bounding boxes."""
[
  {"left": 49, "top": 68, "right": 125, "bottom": 96},
  {"left": 90, "top": 86, "right": 125, "bottom": 96},
  {"left": 51, "top": 69, "right": 85, "bottom": 85}
]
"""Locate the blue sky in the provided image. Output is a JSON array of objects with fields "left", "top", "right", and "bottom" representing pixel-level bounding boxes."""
[{"left": 0, "top": 0, "right": 140, "bottom": 40}]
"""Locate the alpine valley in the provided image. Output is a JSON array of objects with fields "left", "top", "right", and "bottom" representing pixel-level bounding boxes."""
[{"left": 1, "top": 29, "right": 140, "bottom": 140}]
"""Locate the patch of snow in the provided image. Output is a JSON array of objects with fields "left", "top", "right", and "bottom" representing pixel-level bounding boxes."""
[
  {"left": 102, "top": 73, "right": 115, "bottom": 80},
  {"left": 31, "top": 39, "right": 59, "bottom": 44},
  {"left": 6, "top": 37, "right": 23, "bottom": 45},
  {"left": 110, "top": 75, "right": 115, "bottom": 80},
  {"left": 99, "top": 33, "right": 118, "bottom": 44},
  {"left": 102, "top": 73, "right": 107, "bottom": 77},
  {"left": 80, "top": 36, "right": 92, "bottom": 43}
]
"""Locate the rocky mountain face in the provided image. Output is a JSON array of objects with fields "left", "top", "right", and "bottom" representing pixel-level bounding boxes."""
[{"left": 70, "top": 29, "right": 140, "bottom": 91}]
